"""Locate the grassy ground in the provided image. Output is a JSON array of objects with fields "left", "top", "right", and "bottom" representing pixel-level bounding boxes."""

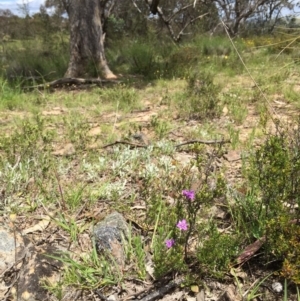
[{"left": 1, "top": 34, "right": 300, "bottom": 300}]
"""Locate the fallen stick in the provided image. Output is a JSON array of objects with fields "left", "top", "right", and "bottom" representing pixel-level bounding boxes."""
[
  {"left": 101, "top": 140, "right": 147, "bottom": 149},
  {"left": 131, "top": 277, "right": 184, "bottom": 301},
  {"left": 23, "top": 77, "right": 121, "bottom": 90},
  {"left": 175, "top": 139, "right": 230, "bottom": 148},
  {"left": 101, "top": 139, "right": 230, "bottom": 149}
]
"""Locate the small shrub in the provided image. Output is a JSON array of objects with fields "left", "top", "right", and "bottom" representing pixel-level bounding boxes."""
[
  {"left": 197, "top": 223, "right": 241, "bottom": 278},
  {"left": 245, "top": 124, "right": 300, "bottom": 284},
  {"left": 125, "top": 42, "right": 158, "bottom": 78},
  {"left": 179, "top": 71, "right": 221, "bottom": 120},
  {"left": 165, "top": 46, "right": 199, "bottom": 77}
]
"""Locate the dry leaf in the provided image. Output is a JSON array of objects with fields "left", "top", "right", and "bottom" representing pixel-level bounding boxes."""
[
  {"left": 191, "top": 285, "right": 199, "bottom": 293},
  {"left": 22, "top": 216, "right": 51, "bottom": 234},
  {"left": 145, "top": 259, "right": 155, "bottom": 280}
]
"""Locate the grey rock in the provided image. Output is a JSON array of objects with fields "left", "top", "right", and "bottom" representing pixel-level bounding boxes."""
[
  {"left": 93, "top": 212, "right": 130, "bottom": 267},
  {"left": 131, "top": 132, "right": 150, "bottom": 145},
  {"left": 0, "top": 224, "right": 26, "bottom": 300}
]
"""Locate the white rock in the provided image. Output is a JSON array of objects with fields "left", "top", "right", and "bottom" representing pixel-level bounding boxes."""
[{"left": 271, "top": 282, "right": 283, "bottom": 293}]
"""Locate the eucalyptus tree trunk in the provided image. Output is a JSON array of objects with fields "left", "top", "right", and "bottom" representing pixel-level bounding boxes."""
[{"left": 64, "top": 0, "right": 116, "bottom": 79}]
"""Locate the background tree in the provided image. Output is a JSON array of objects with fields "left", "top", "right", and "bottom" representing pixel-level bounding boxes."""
[
  {"left": 39, "top": 0, "right": 297, "bottom": 78},
  {"left": 43, "top": 0, "right": 217, "bottom": 78},
  {"left": 45, "top": 0, "right": 117, "bottom": 78},
  {"left": 0, "top": 9, "right": 15, "bottom": 39},
  {"left": 141, "top": 0, "right": 218, "bottom": 42},
  {"left": 214, "top": 0, "right": 295, "bottom": 36}
]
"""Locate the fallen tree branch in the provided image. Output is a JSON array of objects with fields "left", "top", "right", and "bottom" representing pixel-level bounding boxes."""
[
  {"left": 101, "top": 138, "right": 231, "bottom": 149},
  {"left": 101, "top": 139, "right": 230, "bottom": 149},
  {"left": 95, "top": 276, "right": 183, "bottom": 301},
  {"left": 175, "top": 139, "right": 230, "bottom": 148},
  {"left": 101, "top": 140, "right": 147, "bottom": 149},
  {"left": 23, "top": 77, "right": 121, "bottom": 91}
]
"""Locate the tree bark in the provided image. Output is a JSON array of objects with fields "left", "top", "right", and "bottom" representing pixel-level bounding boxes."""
[{"left": 65, "top": 0, "right": 116, "bottom": 79}]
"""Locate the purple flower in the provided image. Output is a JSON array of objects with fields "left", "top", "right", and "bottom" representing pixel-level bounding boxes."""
[
  {"left": 182, "top": 190, "right": 195, "bottom": 201},
  {"left": 176, "top": 219, "right": 188, "bottom": 231},
  {"left": 165, "top": 238, "right": 175, "bottom": 248}
]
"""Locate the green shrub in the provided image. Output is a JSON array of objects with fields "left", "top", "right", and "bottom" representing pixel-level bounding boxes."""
[
  {"left": 245, "top": 124, "right": 300, "bottom": 284},
  {"left": 197, "top": 223, "right": 241, "bottom": 278},
  {"left": 177, "top": 71, "right": 221, "bottom": 120},
  {"left": 1, "top": 38, "right": 69, "bottom": 84},
  {"left": 124, "top": 42, "right": 158, "bottom": 78}
]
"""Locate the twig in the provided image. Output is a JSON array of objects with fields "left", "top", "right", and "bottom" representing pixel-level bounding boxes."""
[
  {"left": 130, "top": 107, "right": 151, "bottom": 113},
  {"left": 101, "top": 139, "right": 230, "bottom": 149},
  {"left": 101, "top": 140, "right": 147, "bottom": 149},
  {"left": 112, "top": 101, "right": 119, "bottom": 135},
  {"left": 166, "top": 125, "right": 186, "bottom": 137},
  {"left": 74, "top": 197, "right": 90, "bottom": 220},
  {"left": 131, "top": 0, "right": 143, "bottom": 14},
  {"left": 175, "top": 139, "right": 230, "bottom": 148},
  {"left": 54, "top": 172, "right": 67, "bottom": 211},
  {"left": 95, "top": 290, "right": 109, "bottom": 301},
  {"left": 123, "top": 285, "right": 153, "bottom": 301},
  {"left": 128, "top": 277, "right": 184, "bottom": 301}
]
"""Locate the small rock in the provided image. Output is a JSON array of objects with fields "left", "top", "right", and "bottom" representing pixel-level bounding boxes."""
[
  {"left": 52, "top": 143, "right": 76, "bottom": 156},
  {"left": 0, "top": 225, "right": 25, "bottom": 271},
  {"left": 271, "top": 282, "right": 283, "bottom": 293},
  {"left": 131, "top": 132, "right": 150, "bottom": 145},
  {"left": 93, "top": 212, "right": 130, "bottom": 267}
]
